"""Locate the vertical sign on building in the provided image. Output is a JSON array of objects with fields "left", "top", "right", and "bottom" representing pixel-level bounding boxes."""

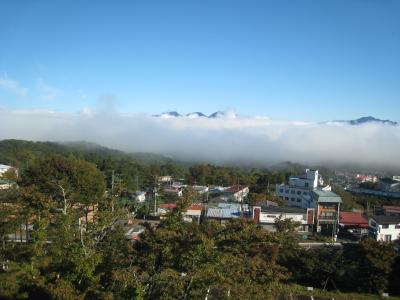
[{"left": 307, "top": 208, "right": 315, "bottom": 224}]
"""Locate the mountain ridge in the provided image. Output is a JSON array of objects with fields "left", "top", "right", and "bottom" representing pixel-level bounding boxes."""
[
  {"left": 154, "top": 111, "right": 398, "bottom": 125},
  {"left": 154, "top": 110, "right": 236, "bottom": 119},
  {"left": 332, "top": 116, "right": 398, "bottom": 126}
]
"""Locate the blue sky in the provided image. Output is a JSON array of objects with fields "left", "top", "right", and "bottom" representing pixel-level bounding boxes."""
[{"left": 0, "top": 0, "right": 399, "bottom": 121}]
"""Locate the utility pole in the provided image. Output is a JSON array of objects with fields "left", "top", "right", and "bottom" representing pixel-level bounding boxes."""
[
  {"left": 111, "top": 170, "right": 115, "bottom": 195},
  {"left": 154, "top": 178, "right": 157, "bottom": 214},
  {"left": 111, "top": 170, "right": 115, "bottom": 212},
  {"left": 154, "top": 190, "right": 157, "bottom": 214}
]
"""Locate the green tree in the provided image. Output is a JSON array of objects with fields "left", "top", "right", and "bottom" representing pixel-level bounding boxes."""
[{"left": 354, "top": 239, "right": 396, "bottom": 294}]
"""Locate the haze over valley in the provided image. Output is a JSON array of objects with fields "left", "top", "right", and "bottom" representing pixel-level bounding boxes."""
[{"left": 1, "top": 107, "right": 399, "bottom": 170}]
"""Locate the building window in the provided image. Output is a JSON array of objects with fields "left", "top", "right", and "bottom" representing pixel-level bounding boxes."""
[
  {"left": 291, "top": 198, "right": 295, "bottom": 201},
  {"left": 297, "top": 191, "right": 301, "bottom": 195},
  {"left": 297, "top": 198, "right": 301, "bottom": 202},
  {"left": 395, "top": 224, "right": 400, "bottom": 229},
  {"left": 305, "top": 182, "right": 309, "bottom": 187},
  {"left": 291, "top": 190, "right": 295, "bottom": 194},
  {"left": 285, "top": 190, "right": 289, "bottom": 194},
  {"left": 285, "top": 197, "right": 289, "bottom": 201},
  {"left": 303, "top": 192, "right": 307, "bottom": 195},
  {"left": 384, "top": 235, "right": 392, "bottom": 242},
  {"left": 279, "top": 189, "right": 283, "bottom": 193},
  {"left": 321, "top": 204, "right": 335, "bottom": 209},
  {"left": 382, "top": 225, "right": 389, "bottom": 229}
]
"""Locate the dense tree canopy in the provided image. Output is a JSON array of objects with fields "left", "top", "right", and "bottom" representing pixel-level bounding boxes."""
[{"left": 0, "top": 140, "right": 399, "bottom": 299}]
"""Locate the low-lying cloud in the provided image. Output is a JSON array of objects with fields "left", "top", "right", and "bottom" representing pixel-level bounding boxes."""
[{"left": 1, "top": 108, "right": 400, "bottom": 169}]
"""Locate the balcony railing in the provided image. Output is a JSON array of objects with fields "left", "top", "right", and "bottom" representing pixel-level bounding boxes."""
[{"left": 318, "top": 216, "right": 337, "bottom": 221}]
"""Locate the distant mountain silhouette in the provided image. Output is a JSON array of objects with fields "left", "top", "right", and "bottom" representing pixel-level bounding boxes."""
[
  {"left": 153, "top": 111, "right": 182, "bottom": 118},
  {"left": 154, "top": 112, "right": 397, "bottom": 126},
  {"left": 332, "top": 116, "right": 398, "bottom": 126},
  {"left": 154, "top": 110, "right": 236, "bottom": 119}
]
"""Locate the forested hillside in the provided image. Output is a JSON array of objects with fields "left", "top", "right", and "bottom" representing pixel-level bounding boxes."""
[{"left": 0, "top": 140, "right": 297, "bottom": 195}]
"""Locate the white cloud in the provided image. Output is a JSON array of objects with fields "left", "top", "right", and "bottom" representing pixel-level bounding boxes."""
[
  {"left": 0, "top": 108, "right": 399, "bottom": 169},
  {"left": 36, "top": 78, "right": 61, "bottom": 101},
  {"left": 0, "top": 73, "right": 28, "bottom": 96}
]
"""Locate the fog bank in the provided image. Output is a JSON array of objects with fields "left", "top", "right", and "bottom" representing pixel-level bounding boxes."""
[{"left": 1, "top": 108, "right": 400, "bottom": 169}]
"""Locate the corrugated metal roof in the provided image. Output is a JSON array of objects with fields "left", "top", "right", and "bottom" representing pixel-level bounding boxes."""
[
  {"left": 371, "top": 215, "right": 400, "bottom": 225},
  {"left": 206, "top": 203, "right": 246, "bottom": 219},
  {"left": 312, "top": 190, "right": 342, "bottom": 203},
  {"left": 206, "top": 207, "right": 241, "bottom": 219}
]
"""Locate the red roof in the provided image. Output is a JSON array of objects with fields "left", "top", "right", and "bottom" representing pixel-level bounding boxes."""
[
  {"left": 187, "top": 204, "right": 204, "bottom": 211},
  {"left": 340, "top": 212, "right": 368, "bottom": 228},
  {"left": 159, "top": 203, "right": 177, "bottom": 209}
]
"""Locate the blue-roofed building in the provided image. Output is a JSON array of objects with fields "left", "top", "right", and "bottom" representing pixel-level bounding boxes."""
[{"left": 206, "top": 203, "right": 249, "bottom": 223}]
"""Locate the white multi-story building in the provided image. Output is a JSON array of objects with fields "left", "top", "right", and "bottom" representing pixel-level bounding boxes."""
[
  {"left": 369, "top": 215, "right": 400, "bottom": 242},
  {"left": 275, "top": 169, "right": 331, "bottom": 209}
]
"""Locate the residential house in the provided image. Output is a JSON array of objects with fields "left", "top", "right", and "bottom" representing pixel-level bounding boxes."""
[
  {"left": 339, "top": 212, "right": 369, "bottom": 238},
  {"left": 252, "top": 205, "right": 315, "bottom": 233},
  {"left": 224, "top": 185, "right": 249, "bottom": 202},
  {"left": 311, "top": 190, "right": 342, "bottom": 234},
  {"left": 369, "top": 215, "right": 400, "bottom": 242},
  {"left": 157, "top": 203, "right": 204, "bottom": 223},
  {"left": 183, "top": 204, "right": 204, "bottom": 223},
  {"left": 157, "top": 203, "right": 177, "bottom": 217}
]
